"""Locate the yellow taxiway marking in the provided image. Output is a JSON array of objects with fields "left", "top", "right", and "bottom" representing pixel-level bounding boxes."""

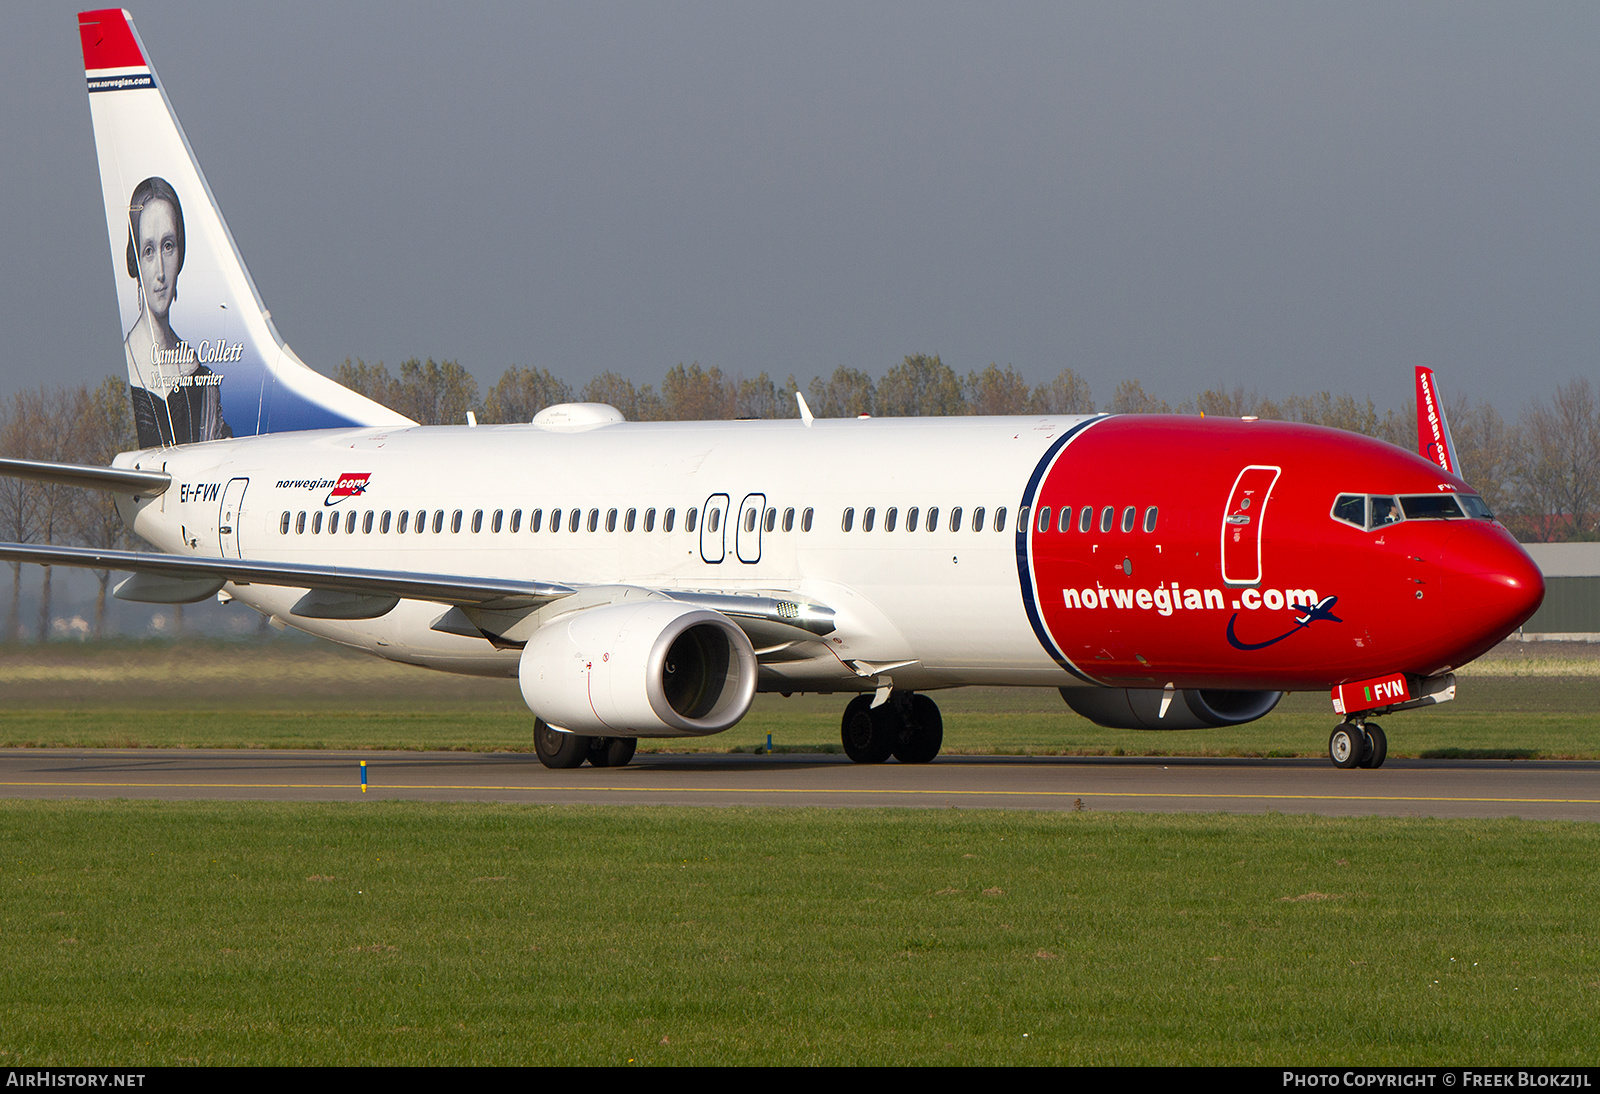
[{"left": 2, "top": 780, "right": 1598, "bottom": 806}]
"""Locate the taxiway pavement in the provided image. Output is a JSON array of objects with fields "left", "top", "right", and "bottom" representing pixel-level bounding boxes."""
[{"left": 1, "top": 749, "right": 1597, "bottom": 820}]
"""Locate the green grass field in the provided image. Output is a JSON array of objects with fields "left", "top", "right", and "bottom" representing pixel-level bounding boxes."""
[
  {"left": 1, "top": 637, "right": 1597, "bottom": 758},
  {"left": 1, "top": 801, "right": 1596, "bottom": 1066}
]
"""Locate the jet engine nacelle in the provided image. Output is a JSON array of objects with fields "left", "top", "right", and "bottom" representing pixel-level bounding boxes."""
[
  {"left": 519, "top": 601, "right": 758, "bottom": 737},
  {"left": 1060, "top": 687, "right": 1282, "bottom": 731}
]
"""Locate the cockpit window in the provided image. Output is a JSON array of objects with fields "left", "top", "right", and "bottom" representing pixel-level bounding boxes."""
[
  {"left": 1400, "top": 494, "right": 1464, "bottom": 521},
  {"left": 1370, "top": 496, "right": 1402, "bottom": 528},
  {"left": 1332, "top": 491, "right": 1491, "bottom": 531},
  {"left": 1332, "top": 494, "right": 1365, "bottom": 529}
]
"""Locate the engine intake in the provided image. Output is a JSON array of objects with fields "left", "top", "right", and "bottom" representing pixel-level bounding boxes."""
[
  {"left": 519, "top": 601, "right": 758, "bottom": 736},
  {"left": 1060, "top": 687, "right": 1282, "bottom": 730}
]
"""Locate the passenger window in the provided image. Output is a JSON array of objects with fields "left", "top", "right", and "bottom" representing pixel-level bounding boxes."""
[
  {"left": 972, "top": 507, "right": 985, "bottom": 532},
  {"left": 1079, "top": 506, "right": 1092, "bottom": 533},
  {"left": 1057, "top": 507, "right": 1072, "bottom": 533},
  {"left": 588, "top": 509, "right": 600, "bottom": 533},
  {"left": 312, "top": 511, "right": 324, "bottom": 534},
  {"left": 644, "top": 508, "right": 656, "bottom": 533},
  {"left": 1100, "top": 506, "right": 1114, "bottom": 533},
  {"left": 927, "top": 506, "right": 939, "bottom": 532},
  {"left": 686, "top": 508, "right": 698, "bottom": 533},
  {"left": 1015, "top": 507, "right": 1026, "bottom": 532},
  {"left": 550, "top": 508, "right": 562, "bottom": 532},
  {"left": 708, "top": 508, "right": 720, "bottom": 533},
  {"left": 744, "top": 507, "right": 757, "bottom": 533},
  {"left": 1037, "top": 506, "right": 1052, "bottom": 533},
  {"left": 863, "top": 507, "right": 876, "bottom": 532},
  {"left": 666, "top": 508, "right": 677, "bottom": 533},
  {"left": 526, "top": 509, "right": 538, "bottom": 533},
  {"left": 884, "top": 507, "right": 898, "bottom": 532},
  {"left": 802, "top": 507, "right": 814, "bottom": 532},
  {"left": 782, "top": 507, "right": 794, "bottom": 532},
  {"left": 764, "top": 508, "right": 776, "bottom": 533},
  {"left": 296, "top": 511, "right": 306, "bottom": 535},
  {"left": 450, "top": 511, "right": 462, "bottom": 534},
  {"left": 398, "top": 510, "right": 409, "bottom": 534},
  {"left": 491, "top": 509, "right": 503, "bottom": 533},
  {"left": 363, "top": 511, "right": 374, "bottom": 534},
  {"left": 994, "top": 507, "right": 1007, "bottom": 531},
  {"left": 842, "top": 507, "right": 855, "bottom": 533},
  {"left": 569, "top": 509, "right": 581, "bottom": 533},
  {"left": 950, "top": 507, "right": 962, "bottom": 532},
  {"left": 1143, "top": 506, "right": 1158, "bottom": 533},
  {"left": 343, "top": 511, "right": 354, "bottom": 534},
  {"left": 1121, "top": 506, "right": 1135, "bottom": 533},
  {"left": 471, "top": 510, "right": 483, "bottom": 534},
  {"left": 606, "top": 508, "right": 618, "bottom": 532},
  {"left": 625, "top": 508, "right": 636, "bottom": 532},
  {"left": 509, "top": 509, "right": 521, "bottom": 533},
  {"left": 907, "top": 506, "right": 920, "bottom": 532},
  {"left": 380, "top": 511, "right": 392, "bottom": 534},
  {"left": 279, "top": 511, "right": 290, "bottom": 534}
]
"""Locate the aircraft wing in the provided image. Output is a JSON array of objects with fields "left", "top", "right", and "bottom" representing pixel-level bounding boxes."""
[{"left": 0, "top": 541, "right": 574, "bottom": 613}]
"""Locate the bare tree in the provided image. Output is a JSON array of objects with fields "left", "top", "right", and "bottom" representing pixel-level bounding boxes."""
[
  {"left": 964, "top": 365, "right": 1031, "bottom": 415},
  {"left": 1028, "top": 368, "right": 1095, "bottom": 414},
  {"left": 0, "top": 393, "right": 37, "bottom": 643},
  {"left": 806, "top": 366, "right": 875, "bottom": 418},
  {"left": 661, "top": 363, "right": 737, "bottom": 420},
  {"left": 71, "top": 377, "right": 140, "bottom": 636},
  {"left": 734, "top": 373, "right": 799, "bottom": 420},
  {"left": 580, "top": 372, "right": 666, "bottom": 421},
  {"left": 482, "top": 366, "right": 573, "bottom": 423},
  {"left": 1514, "top": 378, "right": 1600, "bottom": 541},
  {"left": 1107, "top": 379, "right": 1170, "bottom": 414},
  {"left": 876, "top": 354, "right": 964, "bottom": 417}
]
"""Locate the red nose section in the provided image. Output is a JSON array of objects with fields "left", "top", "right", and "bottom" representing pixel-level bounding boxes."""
[{"left": 1437, "top": 527, "right": 1545, "bottom": 665}]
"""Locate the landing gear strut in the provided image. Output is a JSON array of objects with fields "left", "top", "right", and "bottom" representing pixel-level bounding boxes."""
[
  {"left": 1328, "top": 720, "right": 1387, "bottom": 770},
  {"left": 840, "top": 691, "right": 943, "bottom": 764},
  {"left": 533, "top": 719, "right": 638, "bottom": 769}
]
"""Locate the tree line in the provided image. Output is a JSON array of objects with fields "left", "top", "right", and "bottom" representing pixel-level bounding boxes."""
[{"left": 2, "top": 357, "right": 1596, "bottom": 640}]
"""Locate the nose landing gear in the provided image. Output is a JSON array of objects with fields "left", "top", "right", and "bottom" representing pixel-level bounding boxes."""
[
  {"left": 1329, "top": 720, "right": 1388, "bottom": 769},
  {"left": 841, "top": 691, "right": 944, "bottom": 763}
]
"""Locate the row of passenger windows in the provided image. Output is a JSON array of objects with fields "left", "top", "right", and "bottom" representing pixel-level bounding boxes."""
[
  {"left": 842, "top": 505, "right": 1005, "bottom": 533},
  {"left": 278, "top": 506, "right": 818, "bottom": 537},
  {"left": 1036, "top": 505, "right": 1159, "bottom": 534},
  {"left": 838, "top": 504, "right": 1159, "bottom": 534}
]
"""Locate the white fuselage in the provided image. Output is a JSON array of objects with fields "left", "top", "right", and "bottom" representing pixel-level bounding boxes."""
[{"left": 117, "top": 414, "right": 1088, "bottom": 690}]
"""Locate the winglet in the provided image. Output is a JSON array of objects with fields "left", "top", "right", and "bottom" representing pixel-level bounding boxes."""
[
  {"left": 1414, "top": 367, "right": 1461, "bottom": 475},
  {"left": 796, "top": 390, "right": 815, "bottom": 427}
]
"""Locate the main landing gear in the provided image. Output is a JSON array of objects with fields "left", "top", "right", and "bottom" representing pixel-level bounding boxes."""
[
  {"left": 840, "top": 691, "right": 944, "bottom": 764},
  {"left": 534, "top": 719, "right": 637, "bottom": 769},
  {"left": 1328, "top": 720, "right": 1388, "bottom": 770}
]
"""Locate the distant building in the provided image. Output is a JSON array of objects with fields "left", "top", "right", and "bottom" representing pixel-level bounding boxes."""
[{"left": 1518, "top": 543, "right": 1600, "bottom": 639}]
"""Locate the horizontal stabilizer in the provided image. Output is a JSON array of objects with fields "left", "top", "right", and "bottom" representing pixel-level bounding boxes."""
[{"left": 0, "top": 457, "right": 170, "bottom": 495}]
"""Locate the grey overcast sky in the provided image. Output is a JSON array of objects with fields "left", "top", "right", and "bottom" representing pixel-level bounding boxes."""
[{"left": 3, "top": 1, "right": 1596, "bottom": 415}]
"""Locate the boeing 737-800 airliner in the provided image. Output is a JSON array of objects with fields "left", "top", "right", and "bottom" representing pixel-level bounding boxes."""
[{"left": 0, "top": 11, "right": 1545, "bottom": 770}]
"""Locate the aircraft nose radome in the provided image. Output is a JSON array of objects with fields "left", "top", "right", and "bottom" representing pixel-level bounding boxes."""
[{"left": 1438, "top": 527, "right": 1545, "bottom": 646}]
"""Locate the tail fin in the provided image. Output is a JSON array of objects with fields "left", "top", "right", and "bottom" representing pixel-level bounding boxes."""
[
  {"left": 78, "top": 9, "right": 413, "bottom": 448},
  {"left": 1414, "top": 366, "right": 1461, "bottom": 476}
]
